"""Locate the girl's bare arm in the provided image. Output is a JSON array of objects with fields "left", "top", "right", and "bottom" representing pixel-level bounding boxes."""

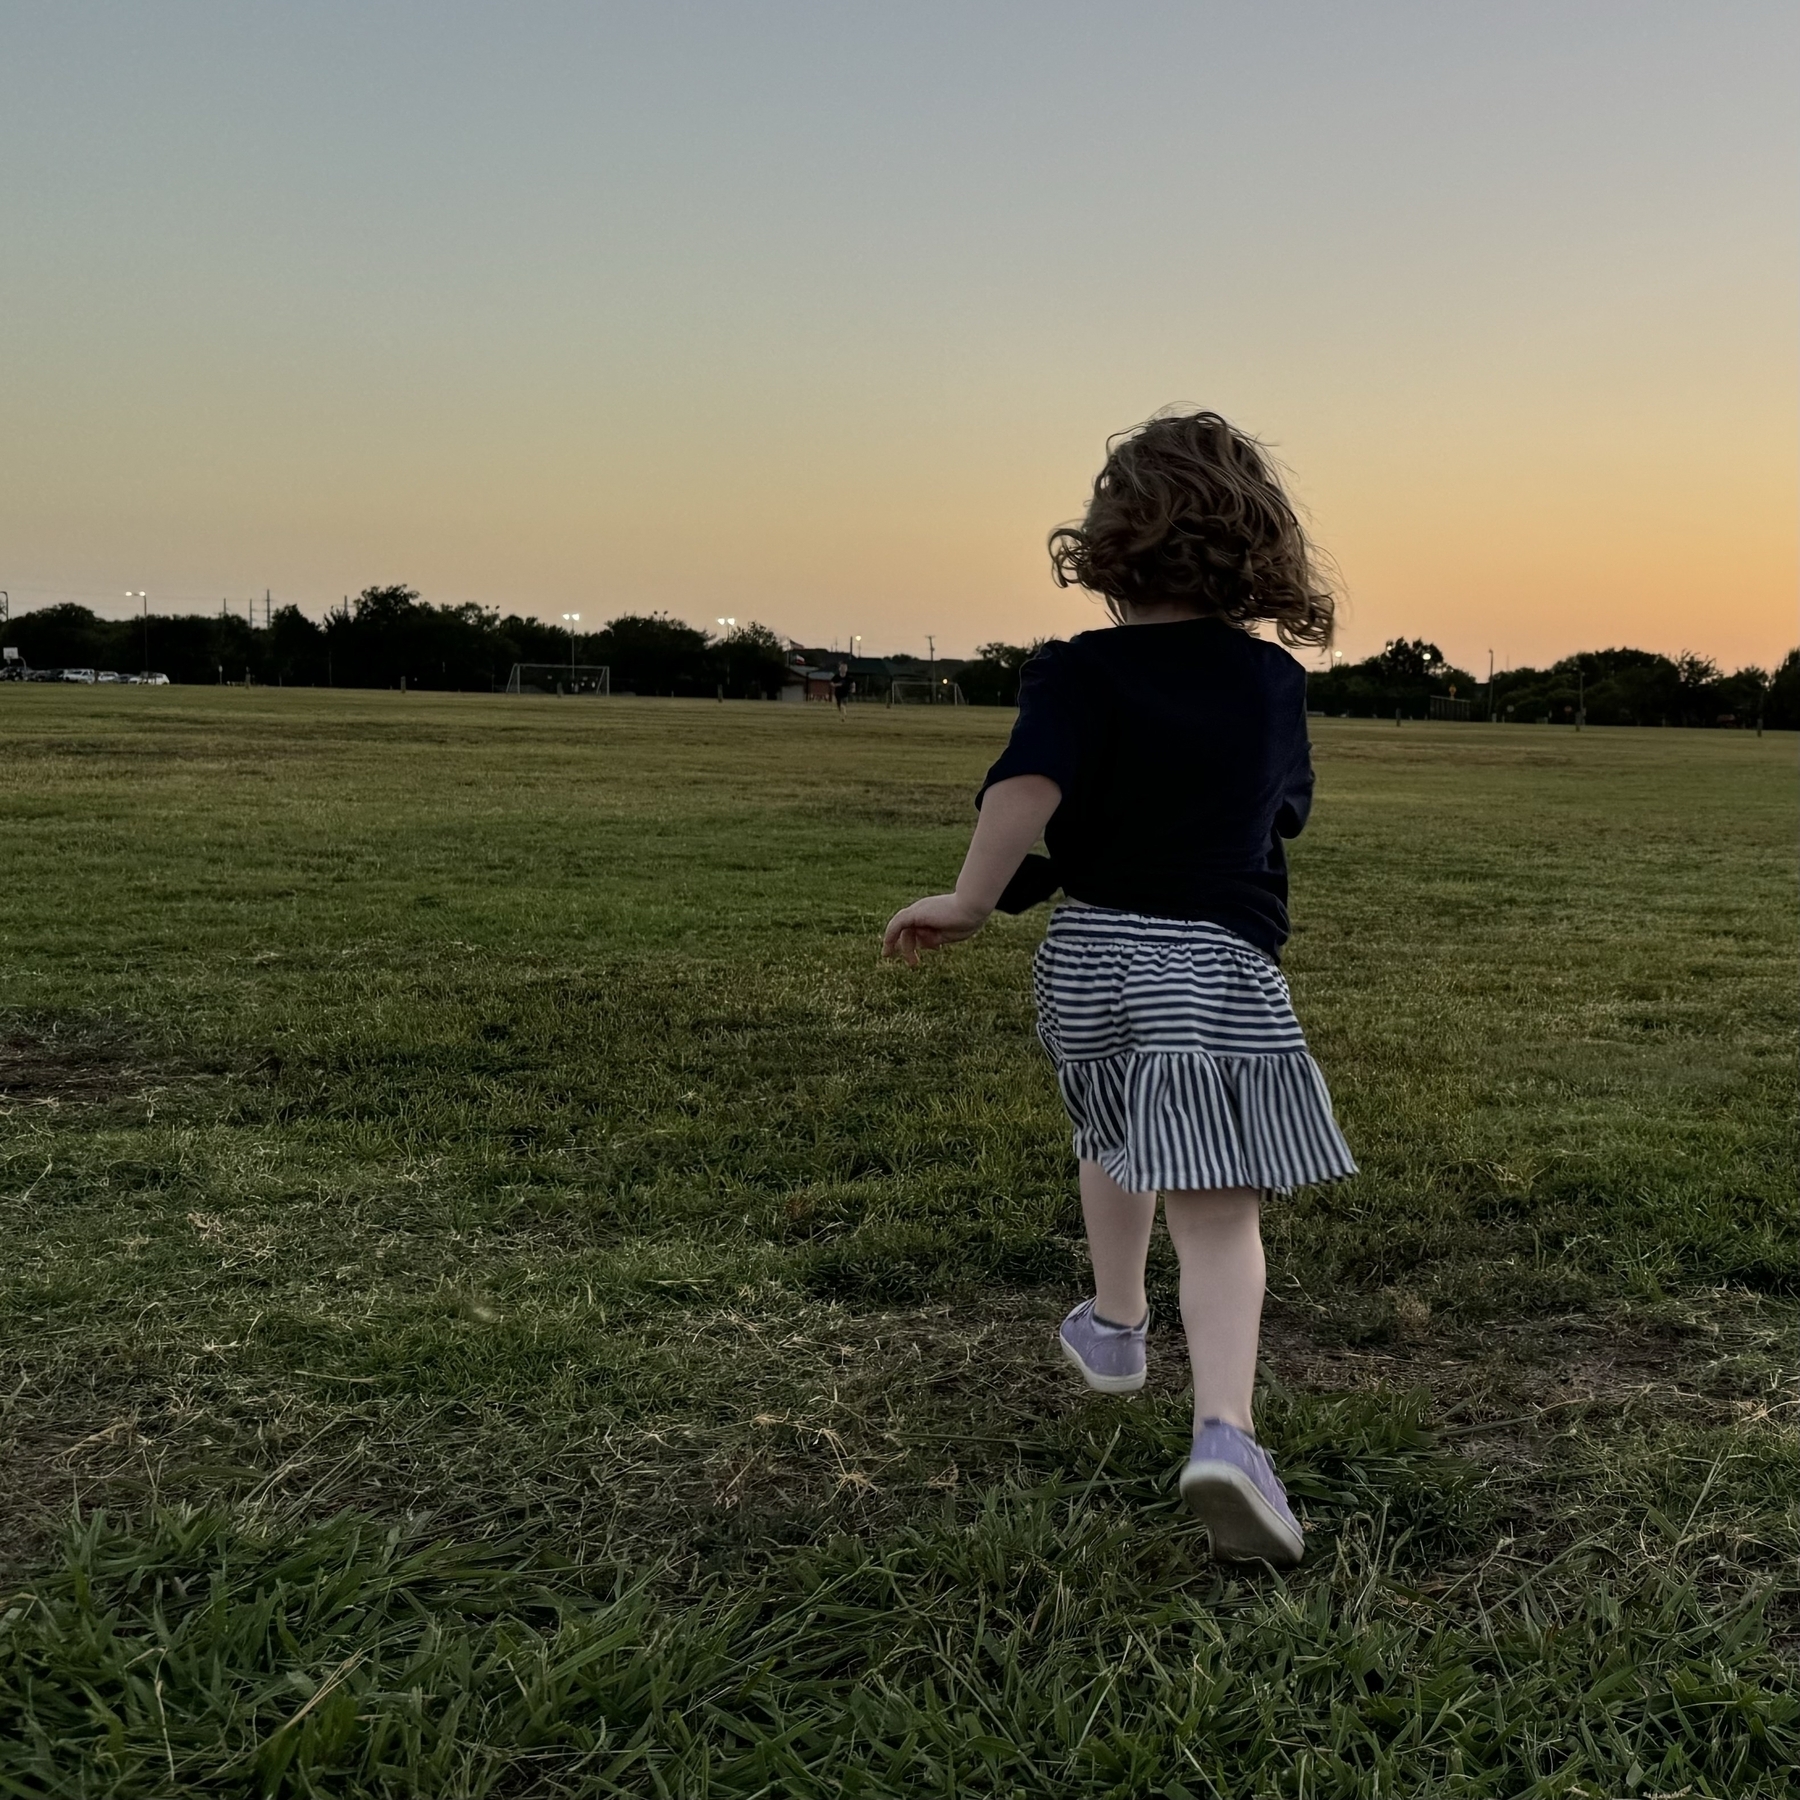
[{"left": 881, "top": 774, "right": 1061, "bottom": 965}]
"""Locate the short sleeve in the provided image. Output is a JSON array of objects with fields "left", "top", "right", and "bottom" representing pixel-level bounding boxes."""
[
  {"left": 976, "top": 639, "right": 1081, "bottom": 806},
  {"left": 1273, "top": 663, "right": 1314, "bottom": 838},
  {"left": 1274, "top": 746, "right": 1314, "bottom": 838}
]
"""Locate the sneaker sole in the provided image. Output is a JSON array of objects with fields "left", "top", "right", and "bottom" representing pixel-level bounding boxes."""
[
  {"left": 1057, "top": 1331, "right": 1145, "bottom": 1395},
  {"left": 1178, "top": 1460, "right": 1305, "bottom": 1566}
]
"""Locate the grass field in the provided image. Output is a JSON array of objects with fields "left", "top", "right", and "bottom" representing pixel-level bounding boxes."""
[{"left": 1, "top": 687, "right": 1795, "bottom": 1799}]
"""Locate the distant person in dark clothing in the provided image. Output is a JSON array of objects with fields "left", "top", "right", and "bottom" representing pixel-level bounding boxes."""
[
  {"left": 883, "top": 410, "right": 1355, "bottom": 1568},
  {"left": 832, "top": 663, "right": 851, "bottom": 712}
]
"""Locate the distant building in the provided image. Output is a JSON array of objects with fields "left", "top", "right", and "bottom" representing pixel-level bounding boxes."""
[{"left": 782, "top": 645, "right": 965, "bottom": 703}]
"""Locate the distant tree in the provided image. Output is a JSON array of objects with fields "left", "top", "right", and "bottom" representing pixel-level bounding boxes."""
[
  {"left": 351, "top": 585, "right": 420, "bottom": 629},
  {"left": 716, "top": 622, "right": 788, "bottom": 698},
  {"left": 324, "top": 586, "right": 419, "bottom": 688},
  {"left": 1308, "top": 638, "right": 1474, "bottom": 718},
  {"left": 590, "top": 612, "right": 714, "bottom": 696},
  {"left": 1705, "top": 664, "right": 1769, "bottom": 729},
  {"left": 1374, "top": 638, "right": 1445, "bottom": 680},
  {"left": 5, "top": 603, "right": 120, "bottom": 671},
  {"left": 266, "top": 604, "right": 328, "bottom": 686},
  {"left": 1566, "top": 650, "right": 1681, "bottom": 726},
  {"left": 314, "top": 585, "right": 522, "bottom": 690},
  {"left": 1675, "top": 651, "right": 1720, "bottom": 694},
  {"left": 1485, "top": 647, "right": 1787, "bottom": 729},
  {"left": 1766, "top": 649, "right": 1800, "bottom": 731},
  {"left": 958, "top": 640, "right": 1041, "bottom": 705},
  {"left": 976, "top": 640, "right": 1040, "bottom": 669},
  {"left": 493, "top": 611, "right": 571, "bottom": 674}
]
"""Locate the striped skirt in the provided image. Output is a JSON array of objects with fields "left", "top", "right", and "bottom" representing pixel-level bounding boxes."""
[{"left": 1033, "top": 905, "right": 1357, "bottom": 1195}]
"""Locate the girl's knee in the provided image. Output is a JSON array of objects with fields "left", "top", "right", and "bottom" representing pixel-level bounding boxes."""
[{"left": 1164, "top": 1185, "right": 1262, "bottom": 1229}]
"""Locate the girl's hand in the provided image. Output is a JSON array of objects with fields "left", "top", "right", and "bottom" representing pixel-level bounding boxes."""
[
  {"left": 881, "top": 774, "right": 1060, "bottom": 968},
  {"left": 882, "top": 893, "right": 988, "bottom": 966}
]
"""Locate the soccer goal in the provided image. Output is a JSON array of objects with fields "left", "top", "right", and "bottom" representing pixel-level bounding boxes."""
[
  {"left": 1427, "top": 695, "right": 1472, "bottom": 721},
  {"left": 506, "top": 664, "right": 612, "bottom": 696},
  {"left": 887, "top": 678, "right": 966, "bottom": 706}
]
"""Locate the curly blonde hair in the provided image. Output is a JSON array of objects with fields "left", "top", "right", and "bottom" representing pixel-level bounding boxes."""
[{"left": 1048, "top": 411, "right": 1336, "bottom": 648}]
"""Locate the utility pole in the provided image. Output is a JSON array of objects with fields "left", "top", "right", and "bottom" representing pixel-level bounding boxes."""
[
  {"left": 1576, "top": 664, "right": 1585, "bottom": 732},
  {"left": 1486, "top": 648, "right": 1494, "bottom": 722},
  {"left": 926, "top": 634, "right": 935, "bottom": 703}
]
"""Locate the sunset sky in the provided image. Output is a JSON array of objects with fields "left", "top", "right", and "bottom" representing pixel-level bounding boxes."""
[{"left": 3, "top": 2, "right": 1794, "bottom": 671}]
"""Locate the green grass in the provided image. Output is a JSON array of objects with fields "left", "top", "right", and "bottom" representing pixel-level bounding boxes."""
[{"left": 1, "top": 688, "right": 1795, "bottom": 1798}]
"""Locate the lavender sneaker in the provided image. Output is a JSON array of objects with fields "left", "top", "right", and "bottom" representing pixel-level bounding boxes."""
[
  {"left": 1178, "top": 1420, "right": 1305, "bottom": 1566},
  {"left": 1057, "top": 1298, "right": 1148, "bottom": 1395}
]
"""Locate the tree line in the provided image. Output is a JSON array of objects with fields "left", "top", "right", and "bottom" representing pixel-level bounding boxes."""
[
  {"left": 957, "top": 635, "right": 1799, "bottom": 729},
  {"left": 3, "top": 590, "right": 792, "bottom": 698},
  {"left": 1310, "top": 639, "right": 1797, "bottom": 729},
  {"left": 10, "top": 596, "right": 1795, "bottom": 727}
]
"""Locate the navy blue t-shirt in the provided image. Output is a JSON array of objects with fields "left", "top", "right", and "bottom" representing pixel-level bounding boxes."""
[{"left": 978, "top": 618, "right": 1314, "bottom": 960}]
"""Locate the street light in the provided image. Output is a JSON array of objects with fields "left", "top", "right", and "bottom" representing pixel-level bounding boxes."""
[
  {"left": 560, "top": 612, "right": 580, "bottom": 674},
  {"left": 126, "top": 592, "right": 147, "bottom": 674}
]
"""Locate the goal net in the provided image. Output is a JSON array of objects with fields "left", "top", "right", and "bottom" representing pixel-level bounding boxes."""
[
  {"left": 887, "top": 678, "right": 966, "bottom": 706},
  {"left": 506, "top": 664, "right": 612, "bottom": 696},
  {"left": 1427, "top": 695, "right": 1472, "bottom": 720}
]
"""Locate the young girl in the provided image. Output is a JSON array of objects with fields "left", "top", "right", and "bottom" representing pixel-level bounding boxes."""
[{"left": 883, "top": 411, "right": 1356, "bottom": 1567}]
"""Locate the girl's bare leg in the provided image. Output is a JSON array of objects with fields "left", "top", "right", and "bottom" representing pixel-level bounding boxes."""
[
  {"left": 1077, "top": 1159, "right": 1156, "bottom": 1326},
  {"left": 1162, "top": 1187, "right": 1265, "bottom": 1432}
]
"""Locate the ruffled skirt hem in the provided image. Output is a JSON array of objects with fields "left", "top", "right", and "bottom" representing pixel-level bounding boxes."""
[{"left": 1057, "top": 1048, "right": 1358, "bottom": 1195}]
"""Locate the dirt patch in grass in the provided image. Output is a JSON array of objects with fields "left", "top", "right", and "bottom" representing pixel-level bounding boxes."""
[
  {"left": 0, "top": 1375, "right": 157, "bottom": 1572},
  {"left": 5, "top": 1286, "right": 1780, "bottom": 1571},
  {"left": 0, "top": 1023, "right": 176, "bottom": 1109},
  {"left": 1264, "top": 1291, "right": 1789, "bottom": 1439}
]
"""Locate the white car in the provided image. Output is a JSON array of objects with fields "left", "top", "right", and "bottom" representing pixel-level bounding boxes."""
[
  {"left": 59, "top": 668, "right": 97, "bottom": 683},
  {"left": 142, "top": 672, "right": 171, "bottom": 686}
]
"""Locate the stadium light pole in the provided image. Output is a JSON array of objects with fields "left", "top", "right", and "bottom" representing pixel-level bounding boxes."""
[
  {"left": 127, "top": 592, "right": 147, "bottom": 674},
  {"left": 716, "top": 616, "right": 735, "bottom": 632},
  {"left": 561, "top": 612, "right": 580, "bottom": 674}
]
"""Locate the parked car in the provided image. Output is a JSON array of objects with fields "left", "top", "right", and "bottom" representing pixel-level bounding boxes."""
[
  {"left": 96, "top": 671, "right": 124, "bottom": 683},
  {"left": 59, "top": 669, "right": 97, "bottom": 684},
  {"left": 142, "top": 672, "right": 171, "bottom": 686}
]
